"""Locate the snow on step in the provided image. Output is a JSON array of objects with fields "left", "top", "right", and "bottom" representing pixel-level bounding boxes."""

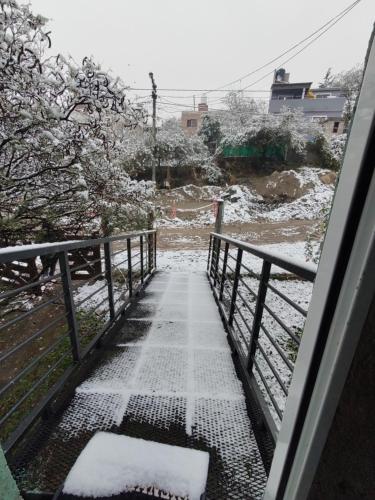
[{"left": 63, "top": 432, "right": 209, "bottom": 500}]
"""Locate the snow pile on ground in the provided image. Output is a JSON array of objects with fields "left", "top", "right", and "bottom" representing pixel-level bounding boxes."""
[
  {"left": 157, "top": 167, "right": 334, "bottom": 227},
  {"left": 197, "top": 185, "right": 262, "bottom": 225},
  {"left": 63, "top": 432, "right": 209, "bottom": 500},
  {"left": 261, "top": 168, "right": 334, "bottom": 222}
]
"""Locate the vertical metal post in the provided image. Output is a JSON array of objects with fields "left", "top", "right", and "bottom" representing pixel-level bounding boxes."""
[
  {"left": 215, "top": 199, "right": 224, "bottom": 234},
  {"left": 247, "top": 260, "right": 271, "bottom": 372},
  {"left": 104, "top": 242, "right": 115, "bottom": 320},
  {"left": 207, "top": 234, "right": 212, "bottom": 272},
  {"left": 147, "top": 211, "right": 154, "bottom": 273},
  {"left": 140, "top": 235, "right": 144, "bottom": 283},
  {"left": 58, "top": 251, "right": 81, "bottom": 361},
  {"left": 153, "top": 231, "right": 157, "bottom": 270},
  {"left": 213, "top": 239, "right": 221, "bottom": 288},
  {"left": 127, "top": 238, "right": 133, "bottom": 297},
  {"left": 210, "top": 236, "right": 217, "bottom": 279},
  {"left": 148, "top": 233, "right": 152, "bottom": 274},
  {"left": 220, "top": 242, "right": 229, "bottom": 301},
  {"left": 228, "top": 248, "right": 243, "bottom": 326}
]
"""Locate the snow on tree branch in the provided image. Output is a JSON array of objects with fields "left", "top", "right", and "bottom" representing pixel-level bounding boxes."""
[{"left": 0, "top": 0, "right": 152, "bottom": 245}]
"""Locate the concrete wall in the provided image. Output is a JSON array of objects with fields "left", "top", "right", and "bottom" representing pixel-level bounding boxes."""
[
  {"left": 180, "top": 111, "right": 205, "bottom": 136},
  {"left": 323, "top": 120, "right": 346, "bottom": 137},
  {"left": 268, "top": 96, "right": 346, "bottom": 118}
]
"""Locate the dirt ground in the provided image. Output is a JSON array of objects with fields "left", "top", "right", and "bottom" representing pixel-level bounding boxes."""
[{"left": 157, "top": 219, "right": 316, "bottom": 250}]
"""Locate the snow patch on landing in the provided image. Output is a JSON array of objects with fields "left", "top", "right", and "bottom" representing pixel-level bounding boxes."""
[{"left": 63, "top": 432, "right": 209, "bottom": 500}]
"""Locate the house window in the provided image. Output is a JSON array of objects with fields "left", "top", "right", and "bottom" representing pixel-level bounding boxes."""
[
  {"left": 187, "top": 119, "right": 197, "bottom": 128},
  {"left": 333, "top": 121, "right": 340, "bottom": 133}
]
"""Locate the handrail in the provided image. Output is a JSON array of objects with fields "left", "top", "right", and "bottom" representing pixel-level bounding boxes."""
[
  {"left": 211, "top": 233, "right": 317, "bottom": 281},
  {"left": 0, "top": 229, "right": 157, "bottom": 453},
  {"left": 0, "top": 229, "right": 156, "bottom": 263},
  {"left": 207, "top": 232, "right": 317, "bottom": 445}
]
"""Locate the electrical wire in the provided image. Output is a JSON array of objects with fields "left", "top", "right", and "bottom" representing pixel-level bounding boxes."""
[
  {"left": 206, "top": 0, "right": 361, "bottom": 94},
  {"left": 241, "top": 0, "right": 361, "bottom": 90},
  {"left": 126, "top": 0, "right": 361, "bottom": 99}
]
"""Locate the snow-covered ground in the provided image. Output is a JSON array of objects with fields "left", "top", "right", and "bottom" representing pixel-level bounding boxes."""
[
  {"left": 157, "top": 167, "right": 334, "bottom": 228},
  {"left": 157, "top": 241, "right": 310, "bottom": 274},
  {"left": 261, "top": 168, "right": 333, "bottom": 222}
]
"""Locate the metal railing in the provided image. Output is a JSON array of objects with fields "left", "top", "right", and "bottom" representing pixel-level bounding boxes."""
[
  {"left": 207, "top": 233, "right": 317, "bottom": 441},
  {"left": 0, "top": 230, "right": 156, "bottom": 453}
]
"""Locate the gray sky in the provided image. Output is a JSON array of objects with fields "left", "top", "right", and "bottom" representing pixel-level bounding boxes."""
[{"left": 27, "top": 0, "right": 374, "bottom": 120}]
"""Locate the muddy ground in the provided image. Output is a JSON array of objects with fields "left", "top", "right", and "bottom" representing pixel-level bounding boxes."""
[{"left": 157, "top": 220, "right": 316, "bottom": 250}]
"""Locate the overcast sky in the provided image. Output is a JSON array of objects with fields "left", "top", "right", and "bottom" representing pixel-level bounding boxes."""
[{"left": 27, "top": 0, "right": 374, "bottom": 120}]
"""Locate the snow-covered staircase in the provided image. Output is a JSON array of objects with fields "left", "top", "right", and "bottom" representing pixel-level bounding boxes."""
[{"left": 11, "top": 272, "right": 268, "bottom": 499}]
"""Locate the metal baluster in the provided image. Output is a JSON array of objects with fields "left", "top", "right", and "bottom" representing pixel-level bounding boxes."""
[
  {"left": 127, "top": 238, "right": 133, "bottom": 297},
  {"left": 213, "top": 239, "right": 221, "bottom": 288},
  {"left": 58, "top": 251, "right": 81, "bottom": 361},
  {"left": 229, "top": 248, "right": 243, "bottom": 326},
  {"left": 220, "top": 242, "right": 229, "bottom": 301},
  {"left": 247, "top": 260, "right": 271, "bottom": 372},
  {"left": 148, "top": 233, "right": 153, "bottom": 274},
  {"left": 207, "top": 234, "right": 212, "bottom": 272},
  {"left": 210, "top": 236, "right": 217, "bottom": 279},
  {"left": 140, "top": 235, "right": 144, "bottom": 283},
  {"left": 104, "top": 242, "right": 115, "bottom": 320}
]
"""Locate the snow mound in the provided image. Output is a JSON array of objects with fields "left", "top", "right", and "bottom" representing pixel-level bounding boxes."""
[
  {"left": 156, "top": 168, "right": 334, "bottom": 227},
  {"left": 63, "top": 432, "right": 209, "bottom": 500},
  {"left": 261, "top": 167, "right": 334, "bottom": 221}
]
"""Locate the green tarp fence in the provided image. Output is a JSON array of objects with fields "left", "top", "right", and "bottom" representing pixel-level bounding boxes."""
[{"left": 222, "top": 144, "right": 285, "bottom": 160}]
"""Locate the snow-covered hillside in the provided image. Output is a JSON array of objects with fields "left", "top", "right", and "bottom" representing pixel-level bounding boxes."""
[{"left": 157, "top": 167, "right": 335, "bottom": 228}]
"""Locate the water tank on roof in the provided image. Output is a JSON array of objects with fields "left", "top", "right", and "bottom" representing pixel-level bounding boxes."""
[{"left": 275, "top": 68, "right": 287, "bottom": 83}]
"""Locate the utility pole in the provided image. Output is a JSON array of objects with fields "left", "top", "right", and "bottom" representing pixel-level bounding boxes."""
[
  {"left": 193, "top": 95, "right": 196, "bottom": 111},
  {"left": 149, "top": 72, "right": 157, "bottom": 183}
]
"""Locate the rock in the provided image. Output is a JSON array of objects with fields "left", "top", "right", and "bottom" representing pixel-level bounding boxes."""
[
  {"left": 319, "top": 172, "right": 337, "bottom": 185},
  {"left": 257, "top": 171, "right": 309, "bottom": 201}
]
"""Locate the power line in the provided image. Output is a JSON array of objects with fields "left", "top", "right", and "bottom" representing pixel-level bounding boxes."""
[
  {"left": 241, "top": 0, "right": 361, "bottom": 90},
  {"left": 205, "top": 0, "right": 361, "bottom": 94},
  {"left": 126, "top": 0, "right": 361, "bottom": 99}
]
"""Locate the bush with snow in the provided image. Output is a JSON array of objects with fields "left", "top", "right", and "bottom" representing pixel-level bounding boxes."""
[
  {"left": 0, "top": 1, "right": 153, "bottom": 245},
  {"left": 329, "top": 133, "right": 347, "bottom": 164}
]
